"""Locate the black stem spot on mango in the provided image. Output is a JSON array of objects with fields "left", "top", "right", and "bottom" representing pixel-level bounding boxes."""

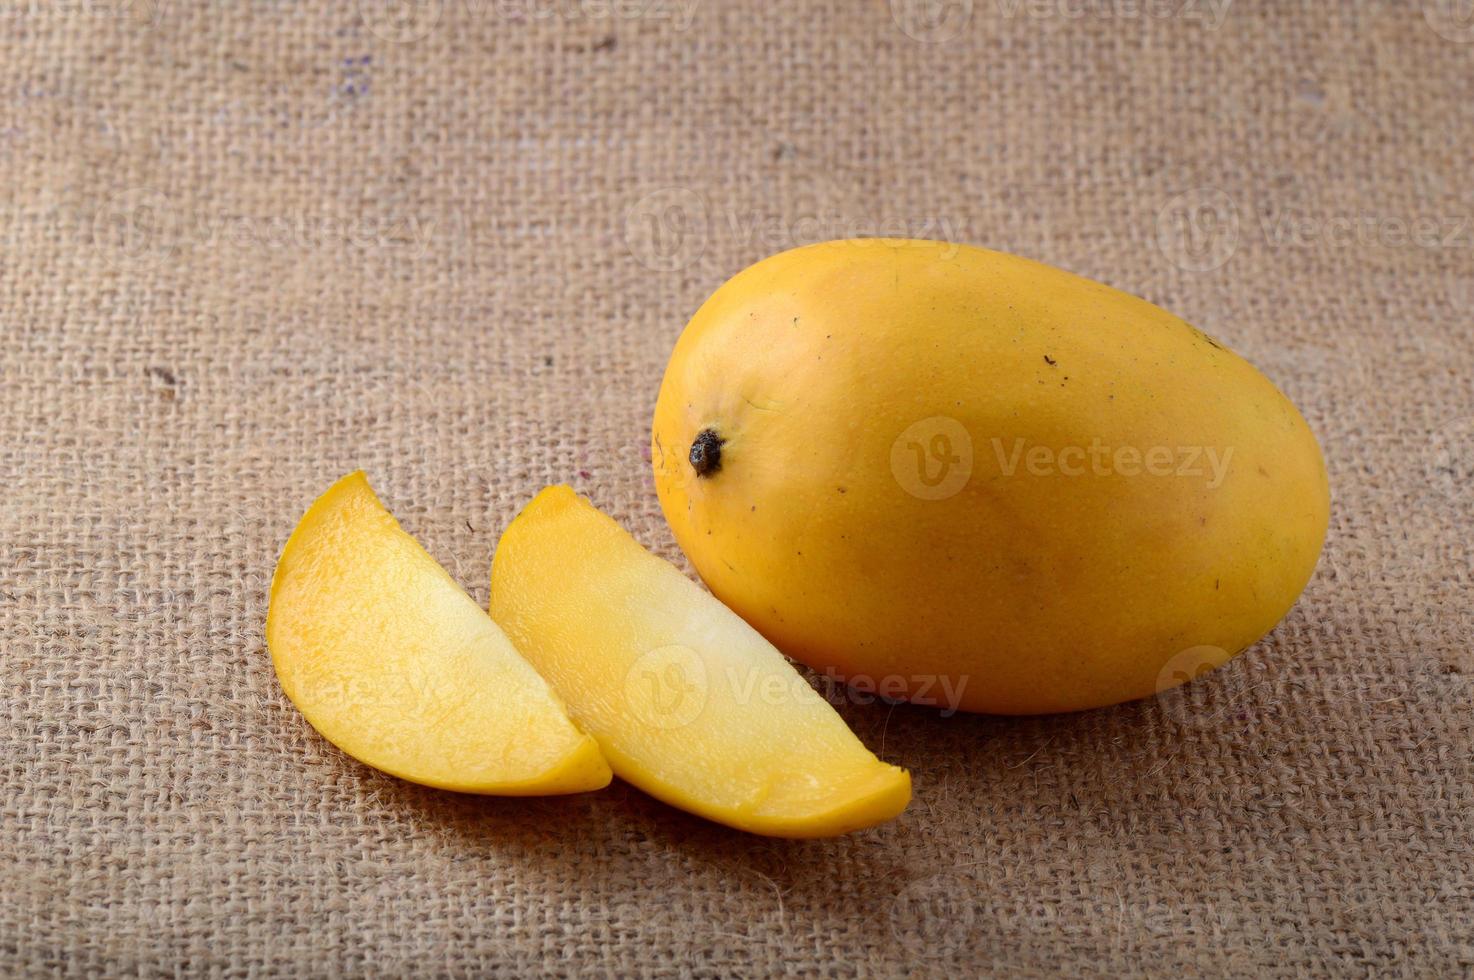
[{"left": 689, "top": 428, "right": 724, "bottom": 477}]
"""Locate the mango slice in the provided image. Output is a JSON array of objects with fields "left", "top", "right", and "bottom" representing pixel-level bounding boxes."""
[
  {"left": 490, "top": 486, "right": 911, "bottom": 837},
  {"left": 267, "top": 472, "right": 611, "bottom": 794}
]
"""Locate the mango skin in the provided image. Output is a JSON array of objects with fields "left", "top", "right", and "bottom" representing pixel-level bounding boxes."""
[{"left": 651, "top": 239, "right": 1330, "bottom": 715}]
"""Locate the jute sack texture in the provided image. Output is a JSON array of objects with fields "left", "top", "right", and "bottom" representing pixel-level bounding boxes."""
[{"left": 2, "top": 0, "right": 1471, "bottom": 975}]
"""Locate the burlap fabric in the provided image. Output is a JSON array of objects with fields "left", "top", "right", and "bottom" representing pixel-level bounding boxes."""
[{"left": 3, "top": 0, "right": 1471, "bottom": 975}]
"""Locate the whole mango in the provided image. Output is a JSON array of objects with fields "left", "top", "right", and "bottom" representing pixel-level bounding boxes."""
[{"left": 651, "top": 239, "right": 1329, "bottom": 715}]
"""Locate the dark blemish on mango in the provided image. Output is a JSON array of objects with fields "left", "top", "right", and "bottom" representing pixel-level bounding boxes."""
[
  {"left": 837, "top": 486, "right": 847, "bottom": 494},
  {"left": 1043, "top": 355, "right": 1057, "bottom": 366},
  {"left": 689, "top": 428, "right": 724, "bottom": 477}
]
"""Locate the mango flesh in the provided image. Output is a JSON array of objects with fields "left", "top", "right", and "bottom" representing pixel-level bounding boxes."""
[
  {"left": 267, "top": 472, "right": 611, "bottom": 794},
  {"left": 651, "top": 239, "right": 1330, "bottom": 715},
  {"left": 489, "top": 487, "right": 911, "bottom": 837}
]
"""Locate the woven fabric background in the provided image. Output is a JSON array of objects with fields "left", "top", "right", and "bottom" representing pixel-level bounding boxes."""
[{"left": 3, "top": 0, "right": 1471, "bottom": 975}]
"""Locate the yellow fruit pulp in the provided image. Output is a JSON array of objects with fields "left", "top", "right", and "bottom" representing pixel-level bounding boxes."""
[
  {"left": 490, "top": 487, "right": 910, "bottom": 837},
  {"left": 267, "top": 472, "right": 610, "bottom": 794}
]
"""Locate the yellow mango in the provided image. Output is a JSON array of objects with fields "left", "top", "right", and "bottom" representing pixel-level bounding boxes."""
[
  {"left": 652, "top": 239, "right": 1330, "bottom": 715},
  {"left": 267, "top": 472, "right": 611, "bottom": 794},
  {"left": 489, "top": 487, "right": 911, "bottom": 837}
]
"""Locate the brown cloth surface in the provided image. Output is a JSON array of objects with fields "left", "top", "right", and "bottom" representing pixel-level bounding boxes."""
[{"left": 3, "top": 0, "right": 1472, "bottom": 975}]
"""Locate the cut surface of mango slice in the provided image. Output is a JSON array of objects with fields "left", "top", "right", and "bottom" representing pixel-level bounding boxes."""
[
  {"left": 490, "top": 486, "right": 910, "bottom": 836},
  {"left": 267, "top": 472, "right": 611, "bottom": 795}
]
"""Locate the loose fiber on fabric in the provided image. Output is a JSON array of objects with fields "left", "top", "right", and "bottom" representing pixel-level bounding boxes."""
[{"left": 2, "top": 1, "right": 1471, "bottom": 975}]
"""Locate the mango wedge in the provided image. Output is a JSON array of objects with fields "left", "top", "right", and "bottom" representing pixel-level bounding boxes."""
[
  {"left": 267, "top": 472, "right": 611, "bottom": 794},
  {"left": 490, "top": 487, "right": 911, "bottom": 837}
]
